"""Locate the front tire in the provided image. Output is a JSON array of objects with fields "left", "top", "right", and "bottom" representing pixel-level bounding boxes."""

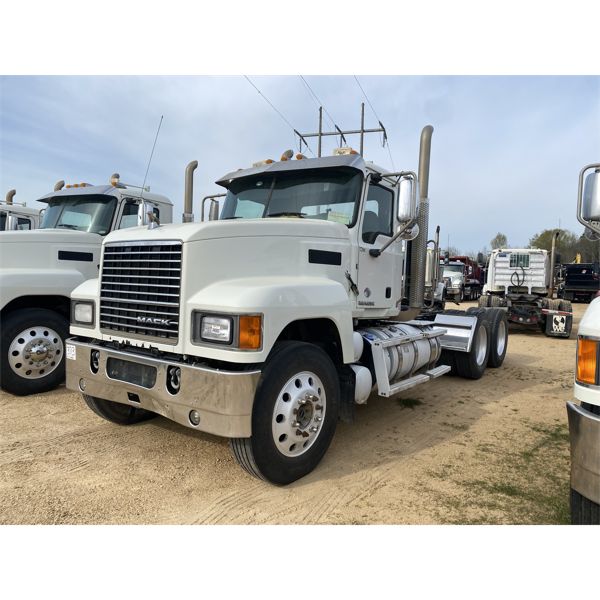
[
  {"left": 230, "top": 342, "right": 340, "bottom": 485},
  {"left": 83, "top": 394, "right": 156, "bottom": 425},
  {"left": 0, "top": 308, "right": 68, "bottom": 396}
]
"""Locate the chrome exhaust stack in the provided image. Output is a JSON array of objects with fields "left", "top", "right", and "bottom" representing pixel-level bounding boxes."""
[
  {"left": 182, "top": 160, "right": 198, "bottom": 223},
  {"left": 5, "top": 189, "right": 16, "bottom": 205},
  {"left": 549, "top": 229, "right": 560, "bottom": 298},
  {"left": 408, "top": 125, "right": 433, "bottom": 309}
]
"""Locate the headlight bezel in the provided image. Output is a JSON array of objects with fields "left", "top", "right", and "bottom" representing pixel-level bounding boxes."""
[
  {"left": 71, "top": 300, "right": 95, "bottom": 327},
  {"left": 191, "top": 311, "right": 263, "bottom": 351}
]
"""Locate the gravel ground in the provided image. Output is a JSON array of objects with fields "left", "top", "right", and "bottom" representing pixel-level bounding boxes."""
[{"left": 0, "top": 301, "right": 583, "bottom": 524}]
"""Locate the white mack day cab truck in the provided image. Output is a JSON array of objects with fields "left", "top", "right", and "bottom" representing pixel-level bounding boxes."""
[
  {"left": 569, "top": 163, "right": 600, "bottom": 524},
  {"left": 65, "top": 126, "right": 509, "bottom": 485},
  {"left": 0, "top": 175, "right": 173, "bottom": 396}
]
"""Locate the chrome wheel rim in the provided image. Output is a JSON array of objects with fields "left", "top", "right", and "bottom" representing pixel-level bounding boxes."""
[
  {"left": 271, "top": 371, "right": 326, "bottom": 458},
  {"left": 496, "top": 320, "right": 507, "bottom": 356},
  {"left": 8, "top": 326, "right": 63, "bottom": 379},
  {"left": 475, "top": 325, "right": 488, "bottom": 366}
]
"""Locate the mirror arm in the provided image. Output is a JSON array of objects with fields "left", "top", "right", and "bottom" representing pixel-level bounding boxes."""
[
  {"left": 201, "top": 194, "right": 226, "bottom": 222},
  {"left": 369, "top": 171, "right": 418, "bottom": 258}
]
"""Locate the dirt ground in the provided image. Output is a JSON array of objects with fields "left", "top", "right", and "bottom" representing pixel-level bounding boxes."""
[{"left": 0, "top": 302, "right": 582, "bottom": 524}]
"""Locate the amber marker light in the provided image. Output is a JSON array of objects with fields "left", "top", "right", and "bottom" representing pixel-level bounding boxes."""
[
  {"left": 577, "top": 337, "right": 598, "bottom": 385},
  {"left": 239, "top": 315, "right": 262, "bottom": 350}
]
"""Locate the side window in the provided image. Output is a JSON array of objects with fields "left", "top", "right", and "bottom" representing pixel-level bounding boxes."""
[
  {"left": 16, "top": 217, "right": 32, "bottom": 230},
  {"left": 362, "top": 184, "right": 393, "bottom": 244},
  {"left": 118, "top": 200, "right": 140, "bottom": 229}
]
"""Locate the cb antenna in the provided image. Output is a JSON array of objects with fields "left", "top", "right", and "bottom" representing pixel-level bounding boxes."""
[{"left": 140, "top": 115, "right": 164, "bottom": 203}]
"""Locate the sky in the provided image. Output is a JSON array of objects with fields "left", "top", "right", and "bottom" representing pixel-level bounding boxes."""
[{"left": 1, "top": 75, "right": 599, "bottom": 253}]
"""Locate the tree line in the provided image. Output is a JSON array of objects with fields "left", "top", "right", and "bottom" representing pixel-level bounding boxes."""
[{"left": 445, "top": 229, "right": 600, "bottom": 265}]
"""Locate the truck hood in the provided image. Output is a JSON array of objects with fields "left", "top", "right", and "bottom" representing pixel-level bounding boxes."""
[
  {"left": 0, "top": 229, "right": 101, "bottom": 270},
  {"left": 102, "top": 218, "right": 350, "bottom": 245}
]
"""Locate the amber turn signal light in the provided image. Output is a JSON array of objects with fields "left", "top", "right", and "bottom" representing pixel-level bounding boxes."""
[
  {"left": 239, "top": 315, "right": 262, "bottom": 350},
  {"left": 577, "top": 337, "right": 598, "bottom": 385}
]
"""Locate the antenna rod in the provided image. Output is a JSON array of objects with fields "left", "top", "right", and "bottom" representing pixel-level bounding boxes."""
[
  {"left": 318, "top": 107, "right": 323, "bottom": 158},
  {"left": 360, "top": 103, "right": 365, "bottom": 155},
  {"left": 140, "top": 115, "right": 164, "bottom": 203}
]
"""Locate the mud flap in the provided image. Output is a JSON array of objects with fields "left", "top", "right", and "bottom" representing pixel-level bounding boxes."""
[{"left": 544, "top": 311, "right": 572, "bottom": 338}]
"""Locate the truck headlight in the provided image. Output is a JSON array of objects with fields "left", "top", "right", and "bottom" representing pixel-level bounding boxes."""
[
  {"left": 200, "top": 316, "right": 233, "bottom": 343},
  {"left": 577, "top": 337, "right": 598, "bottom": 385},
  {"left": 192, "top": 313, "right": 262, "bottom": 350},
  {"left": 72, "top": 301, "right": 95, "bottom": 326}
]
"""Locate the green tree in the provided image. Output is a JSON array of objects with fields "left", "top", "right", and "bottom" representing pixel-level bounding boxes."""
[
  {"left": 490, "top": 233, "right": 507, "bottom": 249},
  {"left": 528, "top": 229, "right": 579, "bottom": 262}
]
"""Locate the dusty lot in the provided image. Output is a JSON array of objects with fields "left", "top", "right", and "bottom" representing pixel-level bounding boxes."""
[{"left": 0, "top": 302, "right": 582, "bottom": 524}]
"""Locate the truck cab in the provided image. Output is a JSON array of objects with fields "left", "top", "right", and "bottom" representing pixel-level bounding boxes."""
[
  {"left": 65, "top": 126, "right": 509, "bottom": 484},
  {"left": 568, "top": 163, "right": 600, "bottom": 524},
  {"left": 0, "top": 190, "right": 40, "bottom": 231},
  {"left": 0, "top": 174, "right": 173, "bottom": 396}
]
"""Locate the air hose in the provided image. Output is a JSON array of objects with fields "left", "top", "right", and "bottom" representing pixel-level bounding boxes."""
[{"left": 510, "top": 266, "right": 526, "bottom": 289}]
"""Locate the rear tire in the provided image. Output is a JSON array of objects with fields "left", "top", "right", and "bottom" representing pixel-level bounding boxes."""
[
  {"left": 478, "top": 295, "right": 490, "bottom": 308},
  {"left": 483, "top": 308, "right": 508, "bottom": 368},
  {"left": 230, "top": 342, "right": 339, "bottom": 485},
  {"left": 454, "top": 315, "right": 490, "bottom": 380},
  {"left": 570, "top": 488, "right": 600, "bottom": 525},
  {"left": 82, "top": 394, "right": 156, "bottom": 425}
]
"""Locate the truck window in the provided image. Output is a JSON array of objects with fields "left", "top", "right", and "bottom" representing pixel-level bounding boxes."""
[
  {"left": 362, "top": 183, "right": 393, "bottom": 243},
  {"left": 510, "top": 254, "right": 530, "bottom": 268},
  {"left": 221, "top": 168, "right": 363, "bottom": 226},
  {"left": 118, "top": 200, "right": 139, "bottom": 229},
  {"left": 16, "top": 217, "right": 32, "bottom": 230}
]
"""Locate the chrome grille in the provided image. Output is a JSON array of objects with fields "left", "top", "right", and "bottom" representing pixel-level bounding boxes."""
[{"left": 100, "top": 241, "right": 182, "bottom": 343}]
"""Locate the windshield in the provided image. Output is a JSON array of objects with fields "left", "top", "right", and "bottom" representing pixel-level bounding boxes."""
[
  {"left": 40, "top": 194, "right": 117, "bottom": 235},
  {"left": 220, "top": 168, "right": 363, "bottom": 226},
  {"left": 443, "top": 265, "right": 464, "bottom": 276}
]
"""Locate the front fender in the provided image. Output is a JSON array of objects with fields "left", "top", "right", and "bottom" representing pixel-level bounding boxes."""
[
  {"left": 186, "top": 276, "right": 355, "bottom": 363},
  {"left": 0, "top": 268, "right": 89, "bottom": 311}
]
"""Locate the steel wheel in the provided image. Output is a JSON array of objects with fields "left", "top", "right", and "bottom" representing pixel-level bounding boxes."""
[
  {"left": 271, "top": 371, "right": 326, "bottom": 457},
  {"left": 8, "top": 325, "right": 63, "bottom": 379},
  {"left": 475, "top": 324, "right": 488, "bottom": 366},
  {"left": 496, "top": 319, "right": 507, "bottom": 357}
]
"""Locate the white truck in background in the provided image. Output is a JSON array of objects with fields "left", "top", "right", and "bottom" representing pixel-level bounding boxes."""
[
  {"left": 1, "top": 190, "right": 40, "bottom": 231},
  {"left": 479, "top": 244, "right": 573, "bottom": 338},
  {"left": 65, "top": 125, "right": 509, "bottom": 485},
  {"left": 0, "top": 175, "right": 173, "bottom": 396},
  {"left": 568, "top": 163, "right": 600, "bottom": 524}
]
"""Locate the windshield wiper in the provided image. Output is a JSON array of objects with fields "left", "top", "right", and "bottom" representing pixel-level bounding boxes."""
[
  {"left": 56, "top": 224, "right": 79, "bottom": 230},
  {"left": 221, "top": 216, "right": 242, "bottom": 220},
  {"left": 266, "top": 212, "right": 306, "bottom": 218}
]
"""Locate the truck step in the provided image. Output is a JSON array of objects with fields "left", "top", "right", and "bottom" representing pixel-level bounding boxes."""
[{"left": 379, "top": 364, "right": 451, "bottom": 398}]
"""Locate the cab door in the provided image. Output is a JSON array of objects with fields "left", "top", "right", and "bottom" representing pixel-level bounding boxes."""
[{"left": 356, "top": 181, "right": 400, "bottom": 309}]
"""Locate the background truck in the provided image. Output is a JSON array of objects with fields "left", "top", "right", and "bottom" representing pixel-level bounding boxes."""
[
  {"left": 559, "top": 262, "right": 600, "bottom": 303},
  {"left": 568, "top": 162, "right": 600, "bottom": 524},
  {"left": 1, "top": 190, "right": 40, "bottom": 231},
  {"left": 65, "top": 122, "right": 509, "bottom": 485},
  {"left": 478, "top": 243, "right": 573, "bottom": 338},
  {"left": 441, "top": 255, "right": 483, "bottom": 302},
  {"left": 0, "top": 174, "right": 173, "bottom": 396}
]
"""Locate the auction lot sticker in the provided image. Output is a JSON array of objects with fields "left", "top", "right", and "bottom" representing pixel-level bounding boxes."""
[{"left": 66, "top": 344, "right": 76, "bottom": 360}]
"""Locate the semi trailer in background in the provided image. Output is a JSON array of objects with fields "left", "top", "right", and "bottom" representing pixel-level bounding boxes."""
[{"left": 559, "top": 262, "right": 600, "bottom": 303}]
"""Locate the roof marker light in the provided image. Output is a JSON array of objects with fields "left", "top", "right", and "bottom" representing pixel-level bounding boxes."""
[
  {"left": 252, "top": 159, "right": 275, "bottom": 168},
  {"left": 280, "top": 149, "right": 293, "bottom": 161},
  {"left": 296, "top": 153, "right": 307, "bottom": 160}
]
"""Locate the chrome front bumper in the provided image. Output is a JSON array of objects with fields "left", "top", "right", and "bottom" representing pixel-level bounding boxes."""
[
  {"left": 65, "top": 338, "right": 261, "bottom": 438},
  {"left": 567, "top": 401, "right": 600, "bottom": 505}
]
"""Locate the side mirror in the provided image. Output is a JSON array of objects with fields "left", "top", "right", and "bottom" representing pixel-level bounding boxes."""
[
  {"left": 397, "top": 175, "right": 418, "bottom": 224},
  {"left": 6, "top": 214, "right": 18, "bottom": 230},
  {"left": 578, "top": 164, "right": 600, "bottom": 234},
  {"left": 137, "top": 201, "right": 150, "bottom": 226},
  {"left": 209, "top": 199, "right": 220, "bottom": 221}
]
